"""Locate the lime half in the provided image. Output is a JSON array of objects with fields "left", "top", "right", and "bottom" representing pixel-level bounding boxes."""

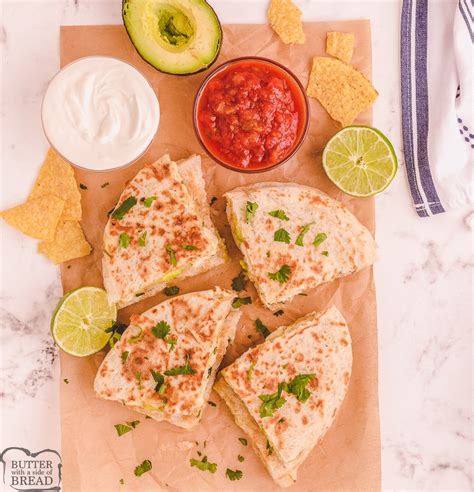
[
  {"left": 51, "top": 287, "right": 117, "bottom": 357},
  {"left": 322, "top": 126, "right": 397, "bottom": 197}
]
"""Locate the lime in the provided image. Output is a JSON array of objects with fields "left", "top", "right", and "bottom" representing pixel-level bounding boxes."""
[
  {"left": 51, "top": 287, "right": 117, "bottom": 357},
  {"left": 322, "top": 126, "right": 397, "bottom": 197}
]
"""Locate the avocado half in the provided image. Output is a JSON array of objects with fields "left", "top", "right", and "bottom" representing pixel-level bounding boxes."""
[{"left": 122, "top": 0, "right": 222, "bottom": 75}]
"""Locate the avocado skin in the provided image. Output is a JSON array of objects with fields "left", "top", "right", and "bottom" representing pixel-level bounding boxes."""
[{"left": 122, "top": 0, "right": 223, "bottom": 76}]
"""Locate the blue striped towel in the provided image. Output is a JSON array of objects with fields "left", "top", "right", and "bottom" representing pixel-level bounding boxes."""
[{"left": 401, "top": 0, "right": 473, "bottom": 217}]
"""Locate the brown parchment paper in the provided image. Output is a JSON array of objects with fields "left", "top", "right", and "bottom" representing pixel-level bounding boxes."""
[{"left": 59, "top": 22, "right": 380, "bottom": 492}]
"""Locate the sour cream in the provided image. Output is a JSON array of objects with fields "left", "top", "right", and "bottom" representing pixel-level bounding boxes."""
[{"left": 41, "top": 56, "right": 160, "bottom": 171}]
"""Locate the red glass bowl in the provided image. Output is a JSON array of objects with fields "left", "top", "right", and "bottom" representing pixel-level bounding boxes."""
[{"left": 193, "top": 56, "right": 310, "bottom": 174}]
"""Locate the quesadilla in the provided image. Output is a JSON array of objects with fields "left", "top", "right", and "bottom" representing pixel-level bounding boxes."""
[
  {"left": 102, "top": 154, "right": 227, "bottom": 308},
  {"left": 94, "top": 288, "right": 241, "bottom": 429},
  {"left": 214, "top": 306, "right": 352, "bottom": 487},
  {"left": 225, "top": 182, "right": 376, "bottom": 308}
]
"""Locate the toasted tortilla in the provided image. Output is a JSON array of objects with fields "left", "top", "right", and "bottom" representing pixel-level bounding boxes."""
[
  {"left": 102, "top": 154, "right": 227, "bottom": 308},
  {"left": 225, "top": 182, "right": 376, "bottom": 308},
  {"left": 214, "top": 306, "right": 352, "bottom": 486},
  {"left": 94, "top": 288, "right": 241, "bottom": 429}
]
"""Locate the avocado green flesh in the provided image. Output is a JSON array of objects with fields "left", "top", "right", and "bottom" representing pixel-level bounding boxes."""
[{"left": 123, "top": 0, "right": 222, "bottom": 75}]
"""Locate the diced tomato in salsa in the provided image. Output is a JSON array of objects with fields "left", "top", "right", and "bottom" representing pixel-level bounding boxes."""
[{"left": 197, "top": 61, "right": 305, "bottom": 170}]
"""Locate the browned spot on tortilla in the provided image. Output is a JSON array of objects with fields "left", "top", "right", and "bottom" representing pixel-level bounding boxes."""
[
  {"left": 343, "top": 371, "right": 350, "bottom": 385},
  {"left": 340, "top": 338, "right": 348, "bottom": 346},
  {"left": 302, "top": 415, "right": 309, "bottom": 425}
]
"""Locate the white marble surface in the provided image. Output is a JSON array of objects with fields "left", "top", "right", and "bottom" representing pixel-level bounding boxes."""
[{"left": 0, "top": 0, "right": 472, "bottom": 490}]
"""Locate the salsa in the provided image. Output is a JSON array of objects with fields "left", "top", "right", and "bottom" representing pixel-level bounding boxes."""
[{"left": 196, "top": 59, "right": 306, "bottom": 170}]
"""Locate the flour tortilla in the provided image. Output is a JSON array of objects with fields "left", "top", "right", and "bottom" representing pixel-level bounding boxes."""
[
  {"left": 214, "top": 306, "right": 352, "bottom": 486},
  {"left": 225, "top": 182, "right": 376, "bottom": 308},
  {"left": 102, "top": 154, "right": 227, "bottom": 308},
  {"left": 94, "top": 288, "right": 241, "bottom": 429}
]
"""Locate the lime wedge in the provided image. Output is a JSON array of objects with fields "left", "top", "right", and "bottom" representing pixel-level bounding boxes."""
[
  {"left": 322, "top": 126, "right": 397, "bottom": 197},
  {"left": 51, "top": 287, "right": 117, "bottom": 357}
]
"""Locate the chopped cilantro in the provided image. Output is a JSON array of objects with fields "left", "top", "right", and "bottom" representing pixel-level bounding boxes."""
[
  {"left": 226, "top": 468, "right": 243, "bottom": 481},
  {"left": 313, "top": 232, "right": 328, "bottom": 247},
  {"left": 247, "top": 363, "right": 255, "bottom": 381},
  {"left": 268, "top": 209, "right": 289, "bottom": 221},
  {"left": 134, "top": 459, "right": 152, "bottom": 477},
  {"left": 286, "top": 374, "right": 316, "bottom": 403},
  {"left": 245, "top": 201, "right": 258, "bottom": 223},
  {"left": 63, "top": 378, "right": 69, "bottom": 384},
  {"left": 103, "top": 249, "right": 112, "bottom": 258},
  {"left": 101, "top": 182, "right": 109, "bottom": 188},
  {"left": 255, "top": 318, "right": 270, "bottom": 338},
  {"left": 231, "top": 272, "right": 246, "bottom": 292},
  {"left": 112, "top": 196, "right": 137, "bottom": 220},
  {"left": 268, "top": 264, "right": 291, "bottom": 283},
  {"left": 79, "top": 183, "right": 88, "bottom": 190},
  {"left": 129, "top": 328, "right": 144, "bottom": 344},
  {"left": 266, "top": 440, "right": 273, "bottom": 456},
  {"left": 274, "top": 228, "right": 291, "bottom": 244},
  {"left": 321, "top": 250, "right": 329, "bottom": 256},
  {"left": 273, "top": 309, "right": 284, "bottom": 317},
  {"left": 259, "top": 382, "right": 287, "bottom": 418},
  {"left": 135, "top": 292, "right": 144, "bottom": 297},
  {"left": 119, "top": 232, "right": 130, "bottom": 248},
  {"left": 166, "top": 338, "right": 177, "bottom": 350},
  {"left": 238, "top": 455, "right": 245, "bottom": 462},
  {"left": 232, "top": 296, "right": 252, "bottom": 308},
  {"left": 138, "top": 231, "right": 147, "bottom": 247},
  {"left": 114, "top": 423, "right": 132, "bottom": 437},
  {"left": 295, "top": 224, "right": 313, "bottom": 246},
  {"left": 150, "top": 369, "right": 166, "bottom": 394},
  {"left": 163, "top": 286, "right": 180, "bottom": 296},
  {"left": 181, "top": 244, "right": 198, "bottom": 250},
  {"left": 238, "top": 438, "right": 247, "bottom": 446},
  {"left": 164, "top": 355, "right": 196, "bottom": 376},
  {"left": 127, "top": 420, "right": 140, "bottom": 428},
  {"left": 190, "top": 456, "right": 217, "bottom": 474},
  {"left": 207, "top": 400, "right": 217, "bottom": 407},
  {"left": 166, "top": 244, "right": 177, "bottom": 266},
  {"left": 143, "top": 196, "right": 157, "bottom": 208},
  {"left": 121, "top": 351, "right": 129, "bottom": 364},
  {"left": 119, "top": 478, "right": 124, "bottom": 485},
  {"left": 152, "top": 320, "right": 171, "bottom": 339}
]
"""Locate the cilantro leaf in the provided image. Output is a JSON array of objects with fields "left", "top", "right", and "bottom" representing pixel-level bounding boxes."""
[
  {"left": 114, "top": 423, "right": 132, "bottom": 437},
  {"left": 190, "top": 456, "right": 217, "bottom": 474},
  {"left": 164, "top": 355, "right": 196, "bottom": 376},
  {"left": 268, "top": 264, "right": 291, "bottom": 283},
  {"left": 134, "top": 459, "right": 152, "bottom": 477},
  {"left": 268, "top": 209, "right": 289, "bottom": 221},
  {"left": 152, "top": 321, "right": 171, "bottom": 339},
  {"left": 138, "top": 231, "right": 147, "bottom": 247},
  {"left": 112, "top": 196, "right": 137, "bottom": 220},
  {"left": 321, "top": 250, "right": 329, "bottom": 256},
  {"left": 313, "top": 232, "right": 328, "bottom": 247},
  {"left": 274, "top": 228, "right": 291, "bottom": 244},
  {"left": 163, "top": 286, "right": 180, "bottom": 296},
  {"left": 79, "top": 183, "right": 88, "bottom": 190},
  {"left": 181, "top": 244, "right": 198, "bottom": 250},
  {"left": 226, "top": 468, "right": 243, "bottom": 481},
  {"left": 119, "top": 232, "right": 130, "bottom": 248},
  {"left": 150, "top": 369, "right": 166, "bottom": 394},
  {"left": 247, "top": 363, "right": 255, "bottom": 381},
  {"left": 286, "top": 374, "right": 316, "bottom": 403},
  {"left": 255, "top": 318, "right": 270, "bottom": 338},
  {"left": 127, "top": 420, "right": 140, "bottom": 428},
  {"left": 143, "top": 196, "right": 157, "bottom": 208},
  {"left": 245, "top": 201, "right": 258, "bottom": 223},
  {"left": 207, "top": 400, "right": 217, "bottom": 407},
  {"left": 121, "top": 351, "right": 129, "bottom": 364},
  {"left": 295, "top": 224, "right": 312, "bottom": 246},
  {"left": 266, "top": 440, "right": 273, "bottom": 456},
  {"left": 273, "top": 309, "right": 284, "bottom": 317},
  {"left": 166, "top": 244, "right": 177, "bottom": 266},
  {"left": 259, "top": 382, "right": 287, "bottom": 418},
  {"left": 232, "top": 296, "right": 252, "bottom": 308},
  {"left": 101, "top": 182, "right": 109, "bottom": 188},
  {"left": 231, "top": 272, "right": 246, "bottom": 292},
  {"left": 238, "top": 455, "right": 245, "bottom": 462},
  {"left": 238, "top": 438, "right": 248, "bottom": 446}
]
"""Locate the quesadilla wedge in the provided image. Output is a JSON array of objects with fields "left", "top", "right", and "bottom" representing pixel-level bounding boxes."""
[
  {"left": 214, "top": 306, "right": 352, "bottom": 487},
  {"left": 102, "top": 154, "right": 227, "bottom": 308},
  {"left": 94, "top": 288, "right": 241, "bottom": 429},
  {"left": 225, "top": 182, "right": 376, "bottom": 308}
]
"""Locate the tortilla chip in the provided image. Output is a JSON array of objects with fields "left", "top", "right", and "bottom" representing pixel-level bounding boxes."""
[
  {"left": 326, "top": 31, "right": 355, "bottom": 64},
  {"left": 38, "top": 220, "right": 91, "bottom": 264},
  {"left": 0, "top": 194, "right": 65, "bottom": 241},
  {"left": 29, "top": 148, "right": 82, "bottom": 221},
  {"left": 306, "top": 56, "right": 378, "bottom": 127},
  {"left": 268, "top": 0, "right": 305, "bottom": 44}
]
